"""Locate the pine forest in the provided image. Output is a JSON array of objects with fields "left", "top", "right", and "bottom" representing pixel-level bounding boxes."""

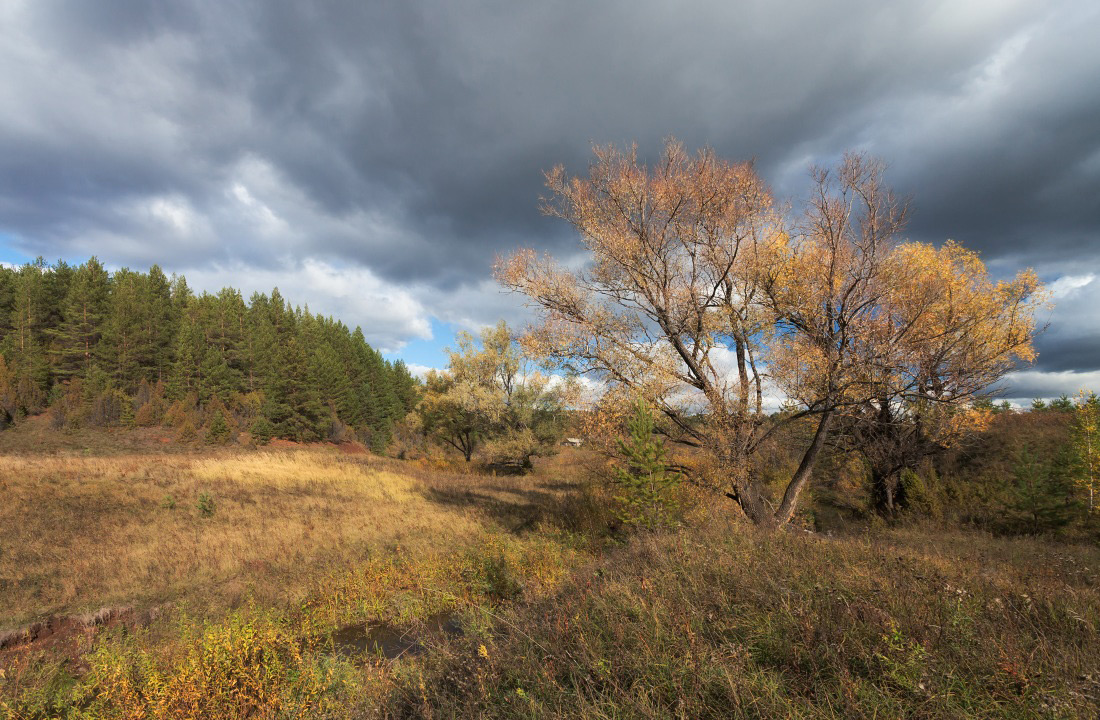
[{"left": 0, "top": 257, "right": 419, "bottom": 447}]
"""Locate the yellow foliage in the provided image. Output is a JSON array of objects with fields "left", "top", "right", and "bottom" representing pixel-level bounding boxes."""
[{"left": 497, "top": 140, "right": 1046, "bottom": 526}]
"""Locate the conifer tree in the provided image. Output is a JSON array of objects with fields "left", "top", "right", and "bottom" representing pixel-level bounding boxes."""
[
  {"left": 198, "top": 346, "right": 240, "bottom": 404},
  {"left": 3, "top": 264, "right": 51, "bottom": 406},
  {"left": 39, "top": 259, "right": 73, "bottom": 343},
  {"left": 0, "top": 355, "right": 17, "bottom": 427},
  {"left": 243, "top": 292, "right": 270, "bottom": 392},
  {"left": 8, "top": 262, "right": 44, "bottom": 356},
  {"left": 1002, "top": 445, "right": 1077, "bottom": 534},
  {"left": 211, "top": 288, "right": 247, "bottom": 373},
  {"left": 143, "top": 265, "right": 177, "bottom": 381},
  {"left": 311, "top": 339, "right": 353, "bottom": 428},
  {"left": 263, "top": 332, "right": 325, "bottom": 441},
  {"left": 168, "top": 305, "right": 203, "bottom": 398},
  {"left": 613, "top": 398, "right": 683, "bottom": 529},
  {"left": 356, "top": 343, "right": 388, "bottom": 434},
  {"left": 206, "top": 407, "right": 231, "bottom": 444},
  {"left": 170, "top": 274, "right": 192, "bottom": 317},
  {"left": 51, "top": 258, "right": 110, "bottom": 380},
  {"left": 0, "top": 264, "right": 16, "bottom": 339},
  {"left": 101, "top": 268, "right": 145, "bottom": 389},
  {"left": 245, "top": 291, "right": 275, "bottom": 393}
]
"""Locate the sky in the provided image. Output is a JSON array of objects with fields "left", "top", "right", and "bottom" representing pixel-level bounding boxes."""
[{"left": 1, "top": 0, "right": 1097, "bottom": 401}]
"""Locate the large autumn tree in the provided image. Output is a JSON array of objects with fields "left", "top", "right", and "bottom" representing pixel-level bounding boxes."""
[{"left": 496, "top": 140, "right": 1045, "bottom": 528}]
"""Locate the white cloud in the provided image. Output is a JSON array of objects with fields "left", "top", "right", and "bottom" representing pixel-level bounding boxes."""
[
  {"left": 147, "top": 195, "right": 196, "bottom": 235},
  {"left": 1048, "top": 272, "right": 1095, "bottom": 298},
  {"left": 230, "top": 182, "right": 287, "bottom": 237},
  {"left": 964, "top": 27, "right": 1034, "bottom": 97},
  {"left": 405, "top": 363, "right": 437, "bottom": 379},
  {"left": 997, "top": 368, "right": 1100, "bottom": 402},
  {"left": 182, "top": 258, "right": 432, "bottom": 353}
]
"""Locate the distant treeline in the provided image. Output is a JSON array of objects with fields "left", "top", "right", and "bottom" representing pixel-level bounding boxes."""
[{"left": 0, "top": 257, "right": 418, "bottom": 446}]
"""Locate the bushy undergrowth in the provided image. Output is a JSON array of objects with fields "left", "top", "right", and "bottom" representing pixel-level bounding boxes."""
[
  {"left": 402, "top": 523, "right": 1100, "bottom": 719},
  {"left": 1, "top": 529, "right": 588, "bottom": 719},
  {"left": 3, "top": 446, "right": 1099, "bottom": 719},
  {"left": 6, "top": 519, "right": 1098, "bottom": 719}
]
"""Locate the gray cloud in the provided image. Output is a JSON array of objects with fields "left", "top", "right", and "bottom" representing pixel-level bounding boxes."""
[{"left": 1, "top": 0, "right": 1098, "bottom": 373}]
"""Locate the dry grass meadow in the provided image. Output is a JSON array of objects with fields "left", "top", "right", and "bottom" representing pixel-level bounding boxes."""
[
  {"left": 0, "top": 443, "right": 595, "bottom": 629},
  {"left": 5, "top": 452, "right": 422, "bottom": 627},
  {"left": 2, "top": 430, "right": 1099, "bottom": 718}
]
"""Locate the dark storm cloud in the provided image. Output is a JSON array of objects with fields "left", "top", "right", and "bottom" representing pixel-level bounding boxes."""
[{"left": 0, "top": 0, "right": 1097, "bottom": 371}]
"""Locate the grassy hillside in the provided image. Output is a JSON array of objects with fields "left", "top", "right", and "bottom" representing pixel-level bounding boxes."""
[
  {"left": 2, "top": 450, "right": 476, "bottom": 627},
  {"left": 2, "top": 433, "right": 1098, "bottom": 718}
]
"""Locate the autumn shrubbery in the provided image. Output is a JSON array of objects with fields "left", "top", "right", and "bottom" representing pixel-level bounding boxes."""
[
  {"left": 395, "top": 521, "right": 1100, "bottom": 719},
  {"left": 2, "top": 445, "right": 1099, "bottom": 719},
  {"left": 2, "top": 528, "right": 586, "bottom": 719},
  {"left": 876, "top": 409, "right": 1100, "bottom": 540},
  {"left": 53, "top": 609, "right": 365, "bottom": 719}
]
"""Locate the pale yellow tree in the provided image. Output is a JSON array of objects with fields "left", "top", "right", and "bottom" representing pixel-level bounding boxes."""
[
  {"left": 1072, "top": 389, "right": 1099, "bottom": 513},
  {"left": 497, "top": 140, "right": 1046, "bottom": 527},
  {"left": 418, "top": 321, "right": 571, "bottom": 466}
]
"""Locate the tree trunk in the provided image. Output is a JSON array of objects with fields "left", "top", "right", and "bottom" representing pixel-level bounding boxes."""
[
  {"left": 871, "top": 467, "right": 907, "bottom": 516},
  {"left": 773, "top": 411, "right": 833, "bottom": 526},
  {"left": 731, "top": 481, "right": 775, "bottom": 528},
  {"left": 731, "top": 411, "right": 834, "bottom": 529}
]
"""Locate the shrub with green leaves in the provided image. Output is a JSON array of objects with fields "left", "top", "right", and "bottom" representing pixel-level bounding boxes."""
[
  {"left": 196, "top": 492, "right": 216, "bottom": 518},
  {"left": 612, "top": 398, "right": 682, "bottom": 529}
]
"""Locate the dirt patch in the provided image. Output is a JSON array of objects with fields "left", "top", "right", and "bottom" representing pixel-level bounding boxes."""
[
  {"left": 326, "top": 611, "right": 463, "bottom": 662},
  {"left": 337, "top": 441, "right": 369, "bottom": 455},
  {"left": 0, "top": 606, "right": 163, "bottom": 670}
]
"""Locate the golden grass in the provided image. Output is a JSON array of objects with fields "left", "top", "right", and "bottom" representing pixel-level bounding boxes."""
[
  {"left": 3, "top": 439, "right": 1099, "bottom": 717},
  {"left": 0, "top": 448, "right": 496, "bottom": 627},
  {"left": 190, "top": 453, "right": 418, "bottom": 502}
]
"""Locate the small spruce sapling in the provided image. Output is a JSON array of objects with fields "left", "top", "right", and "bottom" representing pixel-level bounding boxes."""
[
  {"left": 613, "top": 398, "right": 682, "bottom": 529},
  {"left": 250, "top": 416, "right": 275, "bottom": 445},
  {"left": 206, "top": 409, "right": 231, "bottom": 445},
  {"left": 196, "top": 492, "right": 216, "bottom": 518},
  {"left": 1003, "top": 445, "right": 1075, "bottom": 534}
]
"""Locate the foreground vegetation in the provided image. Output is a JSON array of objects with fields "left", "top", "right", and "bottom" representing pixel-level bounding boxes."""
[{"left": 2, "top": 429, "right": 1098, "bottom": 718}]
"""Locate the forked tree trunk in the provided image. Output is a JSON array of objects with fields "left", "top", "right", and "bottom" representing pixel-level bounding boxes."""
[
  {"left": 774, "top": 411, "right": 833, "bottom": 526},
  {"left": 732, "top": 481, "right": 774, "bottom": 527},
  {"left": 870, "top": 466, "right": 907, "bottom": 516},
  {"left": 733, "top": 411, "right": 834, "bottom": 529}
]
